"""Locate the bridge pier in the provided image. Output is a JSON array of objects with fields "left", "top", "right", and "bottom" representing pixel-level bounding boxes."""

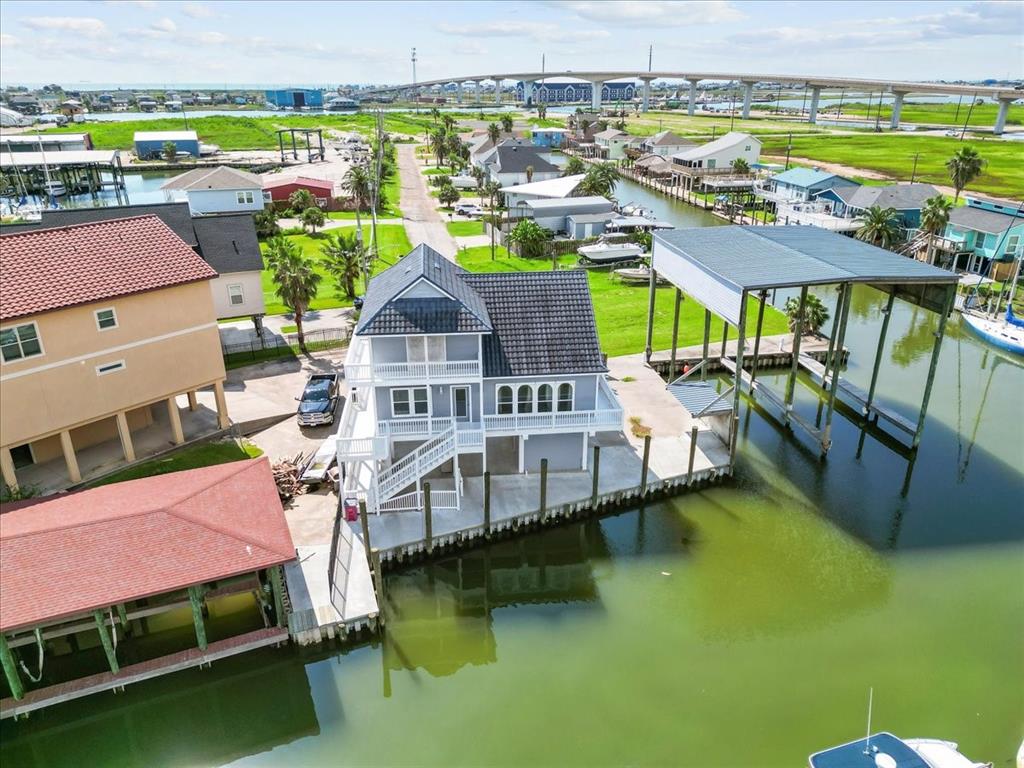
[
  {"left": 641, "top": 78, "right": 651, "bottom": 113},
  {"left": 889, "top": 91, "right": 906, "bottom": 129},
  {"left": 741, "top": 80, "right": 754, "bottom": 119},
  {"left": 474, "top": 80, "right": 481, "bottom": 104},
  {"left": 807, "top": 86, "right": 821, "bottom": 124},
  {"left": 494, "top": 78, "right": 501, "bottom": 104},
  {"left": 994, "top": 97, "right": 1013, "bottom": 135},
  {"left": 591, "top": 80, "right": 604, "bottom": 111},
  {"left": 523, "top": 80, "right": 535, "bottom": 107},
  {"left": 687, "top": 80, "right": 698, "bottom": 116},
  {"left": 456, "top": 82, "right": 463, "bottom": 104}
]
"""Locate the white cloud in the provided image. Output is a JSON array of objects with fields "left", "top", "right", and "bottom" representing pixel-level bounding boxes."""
[
  {"left": 181, "top": 2, "right": 215, "bottom": 19},
  {"left": 438, "top": 20, "right": 609, "bottom": 43},
  {"left": 198, "top": 31, "right": 228, "bottom": 44},
  {"left": 150, "top": 17, "right": 177, "bottom": 33},
  {"left": 0, "top": 33, "right": 19, "bottom": 47},
  {"left": 553, "top": 0, "right": 745, "bottom": 26},
  {"left": 453, "top": 41, "right": 488, "bottom": 56},
  {"left": 103, "top": 0, "right": 159, "bottom": 9},
  {"left": 22, "top": 16, "right": 108, "bottom": 37}
]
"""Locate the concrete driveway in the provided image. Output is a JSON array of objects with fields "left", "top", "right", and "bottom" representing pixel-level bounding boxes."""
[{"left": 397, "top": 143, "right": 459, "bottom": 259}]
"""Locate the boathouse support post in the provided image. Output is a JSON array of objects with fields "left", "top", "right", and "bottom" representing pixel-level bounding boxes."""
[
  {"left": 750, "top": 290, "right": 768, "bottom": 382},
  {"left": 687, "top": 426, "right": 698, "bottom": 482},
  {"left": 821, "top": 284, "right": 848, "bottom": 391},
  {"left": 359, "top": 499, "right": 371, "bottom": 558},
  {"left": 822, "top": 283, "right": 852, "bottom": 452},
  {"left": 187, "top": 585, "right": 208, "bottom": 651},
  {"left": 784, "top": 286, "right": 809, "bottom": 417},
  {"left": 483, "top": 471, "right": 491, "bottom": 536},
  {"left": 269, "top": 566, "right": 286, "bottom": 627},
  {"left": 640, "top": 435, "right": 651, "bottom": 495},
  {"left": 701, "top": 309, "right": 711, "bottom": 381},
  {"left": 669, "top": 288, "right": 682, "bottom": 377},
  {"left": 423, "top": 481, "right": 433, "bottom": 552},
  {"left": 116, "top": 603, "right": 130, "bottom": 633},
  {"left": 539, "top": 459, "right": 548, "bottom": 517},
  {"left": 591, "top": 446, "right": 600, "bottom": 507},
  {"left": 0, "top": 633, "right": 24, "bottom": 701},
  {"left": 912, "top": 285, "right": 956, "bottom": 450},
  {"left": 644, "top": 266, "right": 658, "bottom": 363},
  {"left": 865, "top": 291, "right": 896, "bottom": 416},
  {"left": 93, "top": 610, "right": 119, "bottom": 674},
  {"left": 721, "top": 320, "right": 729, "bottom": 358},
  {"left": 731, "top": 296, "right": 748, "bottom": 463}
]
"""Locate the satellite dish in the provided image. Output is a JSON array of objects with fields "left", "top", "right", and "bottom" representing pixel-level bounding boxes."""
[{"left": 874, "top": 753, "right": 898, "bottom": 768}]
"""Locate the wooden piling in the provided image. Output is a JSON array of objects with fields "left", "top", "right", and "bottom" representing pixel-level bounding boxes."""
[
  {"left": 187, "top": 585, "right": 208, "bottom": 651},
  {"left": 0, "top": 634, "right": 24, "bottom": 701},
  {"left": 359, "top": 499, "right": 371, "bottom": 558},
  {"left": 93, "top": 610, "right": 119, "bottom": 674},
  {"left": 640, "top": 435, "right": 651, "bottom": 495},
  {"left": 539, "top": 459, "right": 548, "bottom": 518},
  {"left": 424, "top": 481, "right": 433, "bottom": 552},
  {"left": 483, "top": 471, "right": 491, "bottom": 537},
  {"left": 591, "top": 445, "right": 600, "bottom": 507},
  {"left": 687, "top": 426, "right": 698, "bottom": 482}
]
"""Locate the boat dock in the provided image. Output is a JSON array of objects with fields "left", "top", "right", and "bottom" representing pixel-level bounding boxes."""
[{"left": 646, "top": 332, "right": 846, "bottom": 378}]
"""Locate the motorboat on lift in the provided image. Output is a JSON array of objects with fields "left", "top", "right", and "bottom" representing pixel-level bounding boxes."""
[
  {"left": 577, "top": 235, "right": 645, "bottom": 264},
  {"left": 809, "top": 732, "right": 992, "bottom": 768},
  {"left": 613, "top": 262, "right": 668, "bottom": 285}
]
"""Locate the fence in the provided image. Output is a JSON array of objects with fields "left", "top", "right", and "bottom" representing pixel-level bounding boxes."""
[{"left": 222, "top": 326, "right": 351, "bottom": 367}]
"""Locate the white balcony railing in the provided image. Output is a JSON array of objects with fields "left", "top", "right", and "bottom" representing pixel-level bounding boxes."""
[
  {"left": 376, "top": 489, "right": 459, "bottom": 514},
  {"left": 483, "top": 408, "right": 623, "bottom": 434},
  {"left": 379, "top": 416, "right": 455, "bottom": 437},
  {"left": 337, "top": 436, "right": 389, "bottom": 462},
  {"left": 346, "top": 359, "right": 481, "bottom": 386}
]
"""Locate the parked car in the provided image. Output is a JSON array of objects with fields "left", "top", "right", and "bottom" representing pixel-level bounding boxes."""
[
  {"left": 454, "top": 203, "right": 484, "bottom": 217},
  {"left": 353, "top": 295, "right": 364, "bottom": 310},
  {"left": 296, "top": 373, "right": 340, "bottom": 427}
]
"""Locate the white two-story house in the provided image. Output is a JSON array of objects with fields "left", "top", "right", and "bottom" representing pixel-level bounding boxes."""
[
  {"left": 337, "top": 244, "right": 623, "bottom": 515},
  {"left": 161, "top": 166, "right": 264, "bottom": 216}
]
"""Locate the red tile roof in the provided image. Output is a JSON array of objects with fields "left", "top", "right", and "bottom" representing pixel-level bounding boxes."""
[
  {"left": 0, "top": 458, "right": 295, "bottom": 631},
  {"left": 0, "top": 215, "right": 218, "bottom": 322}
]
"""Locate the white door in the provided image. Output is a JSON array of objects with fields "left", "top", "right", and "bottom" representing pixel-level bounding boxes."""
[{"left": 451, "top": 386, "right": 470, "bottom": 422}]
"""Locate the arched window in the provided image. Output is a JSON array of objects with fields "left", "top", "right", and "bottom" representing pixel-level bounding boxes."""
[
  {"left": 537, "top": 384, "right": 553, "bottom": 413},
  {"left": 557, "top": 383, "right": 573, "bottom": 412},
  {"left": 498, "top": 385, "right": 513, "bottom": 415},
  {"left": 517, "top": 385, "right": 533, "bottom": 414}
]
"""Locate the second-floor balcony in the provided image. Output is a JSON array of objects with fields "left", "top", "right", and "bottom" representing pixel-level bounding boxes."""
[{"left": 345, "top": 359, "right": 482, "bottom": 386}]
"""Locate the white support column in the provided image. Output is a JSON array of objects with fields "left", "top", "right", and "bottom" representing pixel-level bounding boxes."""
[
  {"left": 518, "top": 435, "right": 525, "bottom": 473},
  {"left": 741, "top": 81, "right": 754, "bottom": 120},
  {"left": 687, "top": 80, "right": 698, "bottom": 116},
  {"left": 808, "top": 86, "right": 821, "bottom": 124},
  {"left": 581, "top": 433, "right": 588, "bottom": 470},
  {"left": 213, "top": 380, "right": 230, "bottom": 429},
  {"left": 641, "top": 79, "right": 651, "bottom": 113},
  {"left": 0, "top": 446, "right": 18, "bottom": 494},
  {"left": 60, "top": 429, "right": 81, "bottom": 484},
  {"left": 166, "top": 397, "right": 185, "bottom": 445},
  {"left": 890, "top": 91, "right": 906, "bottom": 129},
  {"left": 591, "top": 80, "right": 604, "bottom": 111},
  {"left": 115, "top": 411, "right": 136, "bottom": 462},
  {"left": 994, "top": 98, "right": 1012, "bottom": 135}
]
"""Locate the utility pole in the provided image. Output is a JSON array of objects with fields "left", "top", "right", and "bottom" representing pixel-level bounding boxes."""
[
  {"left": 910, "top": 152, "right": 920, "bottom": 183},
  {"left": 785, "top": 131, "right": 793, "bottom": 170}
]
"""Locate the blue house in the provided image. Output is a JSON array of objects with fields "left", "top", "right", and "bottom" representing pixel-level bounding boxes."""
[
  {"left": 264, "top": 89, "right": 324, "bottom": 109},
  {"left": 133, "top": 130, "right": 200, "bottom": 159},
  {"left": 530, "top": 127, "right": 569, "bottom": 148},
  {"left": 814, "top": 183, "right": 939, "bottom": 229},
  {"left": 942, "top": 196, "right": 1024, "bottom": 277},
  {"left": 766, "top": 168, "right": 859, "bottom": 203},
  {"left": 514, "top": 81, "right": 635, "bottom": 104}
]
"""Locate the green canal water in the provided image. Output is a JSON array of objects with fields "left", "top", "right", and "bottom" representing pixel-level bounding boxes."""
[{"left": 2, "top": 185, "right": 1022, "bottom": 766}]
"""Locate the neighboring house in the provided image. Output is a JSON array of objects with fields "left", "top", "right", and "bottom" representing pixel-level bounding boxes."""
[
  {"left": 0, "top": 215, "right": 230, "bottom": 492},
  {"left": 262, "top": 175, "right": 335, "bottom": 208},
  {"left": 162, "top": 166, "right": 264, "bottom": 215},
  {"left": 566, "top": 212, "right": 617, "bottom": 239},
  {"left": 762, "top": 168, "right": 859, "bottom": 204},
  {"left": 941, "top": 196, "right": 1024, "bottom": 277},
  {"left": 514, "top": 81, "right": 635, "bottom": 104},
  {"left": 338, "top": 244, "right": 623, "bottom": 517},
  {"left": 593, "top": 129, "right": 636, "bottom": 160},
  {"left": 264, "top": 89, "right": 324, "bottom": 109},
  {"left": 0, "top": 202, "right": 266, "bottom": 323},
  {"left": 633, "top": 154, "right": 675, "bottom": 179},
  {"left": 639, "top": 130, "right": 694, "bottom": 157},
  {"left": 480, "top": 143, "right": 561, "bottom": 186},
  {"left": 815, "top": 183, "right": 940, "bottom": 229},
  {"left": 512, "top": 196, "right": 616, "bottom": 234},
  {"left": 0, "top": 133, "right": 93, "bottom": 153},
  {"left": 0, "top": 459, "right": 294, "bottom": 706},
  {"left": 7, "top": 95, "right": 40, "bottom": 115},
  {"left": 500, "top": 173, "right": 586, "bottom": 208},
  {"left": 530, "top": 127, "right": 569, "bottom": 148},
  {"left": 134, "top": 130, "right": 200, "bottom": 159},
  {"left": 670, "top": 132, "right": 762, "bottom": 171}
]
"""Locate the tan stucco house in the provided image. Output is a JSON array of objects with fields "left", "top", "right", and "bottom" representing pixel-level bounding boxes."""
[{"left": 0, "top": 215, "right": 230, "bottom": 493}]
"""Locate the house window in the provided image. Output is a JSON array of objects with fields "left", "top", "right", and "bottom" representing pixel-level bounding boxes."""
[
  {"left": 537, "top": 384, "right": 553, "bottom": 413},
  {"left": 236, "top": 190, "right": 255, "bottom": 205},
  {"left": 262, "top": 190, "right": 272, "bottom": 203},
  {"left": 557, "top": 383, "right": 574, "bottom": 412},
  {"left": 228, "top": 284, "right": 245, "bottom": 306},
  {"left": 1, "top": 322, "right": 43, "bottom": 363},
  {"left": 96, "top": 360, "right": 125, "bottom": 375},
  {"left": 1004, "top": 235, "right": 1020, "bottom": 257},
  {"left": 94, "top": 307, "right": 118, "bottom": 331},
  {"left": 391, "top": 387, "right": 428, "bottom": 417},
  {"left": 745, "top": 145, "right": 752, "bottom": 151},
  {"left": 517, "top": 385, "right": 533, "bottom": 414},
  {"left": 497, "top": 385, "right": 514, "bottom": 415}
]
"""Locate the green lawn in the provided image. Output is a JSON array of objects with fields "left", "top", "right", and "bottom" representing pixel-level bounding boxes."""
[
  {"left": 447, "top": 220, "right": 484, "bottom": 236},
  {"left": 760, "top": 134, "right": 1024, "bottom": 198},
  {"left": 456, "top": 247, "right": 789, "bottom": 357},
  {"left": 423, "top": 166, "right": 455, "bottom": 176},
  {"left": 89, "top": 440, "right": 262, "bottom": 487},
  {"left": 835, "top": 100, "right": 1023, "bottom": 128},
  {"left": 260, "top": 224, "right": 412, "bottom": 314},
  {"left": 622, "top": 110, "right": 828, "bottom": 137}
]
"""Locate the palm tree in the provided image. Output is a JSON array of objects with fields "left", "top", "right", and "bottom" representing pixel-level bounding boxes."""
[
  {"left": 288, "top": 188, "right": 315, "bottom": 213},
  {"left": 946, "top": 146, "right": 985, "bottom": 203},
  {"left": 319, "top": 230, "right": 364, "bottom": 299},
  {"left": 343, "top": 164, "right": 372, "bottom": 237},
  {"left": 429, "top": 129, "right": 448, "bottom": 167},
  {"left": 472, "top": 165, "right": 486, "bottom": 198},
  {"left": 441, "top": 114, "right": 456, "bottom": 131},
  {"left": 855, "top": 205, "right": 901, "bottom": 249},
  {"left": 563, "top": 156, "right": 586, "bottom": 176},
  {"left": 507, "top": 219, "right": 551, "bottom": 259},
  {"left": 731, "top": 157, "right": 751, "bottom": 175},
  {"left": 264, "top": 237, "right": 322, "bottom": 353},
  {"left": 300, "top": 205, "right": 325, "bottom": 234},
  {"left": 429, "top": 106, "right": 440, "bottom": 125},
  {"left": 487, "top": 122, "right": 500, "bottom": 145},
  {"left": 525, "top": 165, "right": 534, "bottom": 183},
  {"left": 920, "top": 194, "right": 953, "bottom": 265},
  {"left": 500, "top": 113, "right": 513, "bottom": 133},
  {"left": 784, "top": 293, "right": 830, "bottom": 336},
  {"left": 581, "top": 162, "right": 619, "bottom": 197}
]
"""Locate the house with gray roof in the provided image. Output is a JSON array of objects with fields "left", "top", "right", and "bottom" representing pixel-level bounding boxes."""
[
  {"left": 813, "top": 182, "right": 940, "bottom": 229},
  {"left": 478, "top": 141, "right": 561, "bottom": 186},
  {"left": 337, "top": 244, "right": 623, "bottom": 516},
  {"left": 940, "top": 195, "right": 1023, "bottom": 277},
  {"left": 639, "top": 130, "right": 694, "bottom": 157},
  {"left": 161, "top": 165, "right": 264, "bottom": 215}
]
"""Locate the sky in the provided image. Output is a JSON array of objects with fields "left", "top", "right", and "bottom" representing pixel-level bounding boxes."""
[{"left": 1, "top": 0, "right": 1022, "bottom": 87}]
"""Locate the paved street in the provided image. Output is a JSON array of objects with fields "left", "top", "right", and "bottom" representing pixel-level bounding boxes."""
[{"left": 396, "top": 143, "right": 459, "bottom": 259}]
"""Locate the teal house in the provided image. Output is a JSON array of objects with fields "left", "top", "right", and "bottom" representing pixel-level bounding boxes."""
[{"left": 942, "top": 196, "right": 1023, "bottom": 278}]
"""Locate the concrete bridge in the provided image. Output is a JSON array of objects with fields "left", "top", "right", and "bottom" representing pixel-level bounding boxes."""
[{"left": 362, "top": 70, "right": 1021, "bottom": 134}]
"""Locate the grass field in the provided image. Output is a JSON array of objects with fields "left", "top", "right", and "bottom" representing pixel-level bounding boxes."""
[
  {"left": 457, "top": 246, "right": 789, "bottom": 357},
  {"left": 89, "top": 440, "right": 262, "bottom": 487},
  {"left": 760, "top": 134, "right": 1024, "bottom": 198},
  {"left": 260, "top": 224, "right": 412, "bottom": 314},
  {"left": 447, "top": 220, "right": 484, "bottom": 236},
  {"left": 621, "top": 110, "right": 828, "bottom": 137},
  {"left": 834, "top": 101, "right": 1023, "bottom": 128}
]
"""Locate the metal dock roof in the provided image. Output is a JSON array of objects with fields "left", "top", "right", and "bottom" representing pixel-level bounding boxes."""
[{"left": 667, "top": 381, "right": 733, "bottom": 417}]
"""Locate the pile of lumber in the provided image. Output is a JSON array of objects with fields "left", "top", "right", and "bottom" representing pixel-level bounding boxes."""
[{"left": 272, "top": 453, "right": 308, "bottom": 502}]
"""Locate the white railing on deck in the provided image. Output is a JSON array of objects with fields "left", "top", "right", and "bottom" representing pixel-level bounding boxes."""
[
  {"left": 376, "top": 489, "right": 459, "bottom": 514},
  {"left": 345, "top": 359, "right": 481, "bottom": 385},
  {"left": 483, "top": 408, "right": 623, "bottom": 433},
  {"left": 337, "top": 436, "right": 388, "bottom": 461},
  {"left": 379, "top": 416, "right": 454, "bottom": 437}
]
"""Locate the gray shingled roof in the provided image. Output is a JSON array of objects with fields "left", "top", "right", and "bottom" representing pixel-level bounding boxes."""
[
  {"left": 491, "top": 146, "right": 559, "bottom": 174},
  {"left": 0, "top": 202, "right": 196, "bottom": 245},
  {"left": 464, "top": 270, "right": 606, "bottom": 377},
  {"left": 161, "top": 166, "right": 261, "bottom": 191},
  {"left": 949, "top": 205, "right": 1024, "bottom": 234},
  {"left": 645, "top": 130, "right": 692, "bottom": 147},
  {"left": 192, "top": 214, "right": 263, "bottom": 273},
  {"left": 356, "top": 244, "right": 492, "bottom": 335},
  {"left": 843, "top": 183, "right": 939, "bottom": 211}
]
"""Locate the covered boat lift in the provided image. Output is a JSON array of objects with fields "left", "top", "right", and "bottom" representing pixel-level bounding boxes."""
[
  {"left": 0, "top": 149, "right": 129, "bottom": 204},
  {"left": 645, "top": 226, "right": 960, "bottom": 460}
]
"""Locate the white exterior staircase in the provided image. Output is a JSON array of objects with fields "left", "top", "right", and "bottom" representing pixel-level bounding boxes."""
[{"left": 375, "top": 426, "right": 458, "bottom": 502}]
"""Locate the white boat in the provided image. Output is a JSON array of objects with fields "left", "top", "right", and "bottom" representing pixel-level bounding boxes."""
[
  {"left": 809, "top": 732, "right": 992, "bottom": 768},
  {"left": 577, "top": 236, "right": 645, "bottom": 263},
  {"left": 960, "top": 309, "right": 1024, "bottom": 356},
  {"left": 42, "top": 181, "right": 67, "bottom": 197},
  {"left": 618, "top": 202, "right": 656, "bottom": 218},
  {"left": 613, "top": 264, "right": 667, "bottom": 285}
]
